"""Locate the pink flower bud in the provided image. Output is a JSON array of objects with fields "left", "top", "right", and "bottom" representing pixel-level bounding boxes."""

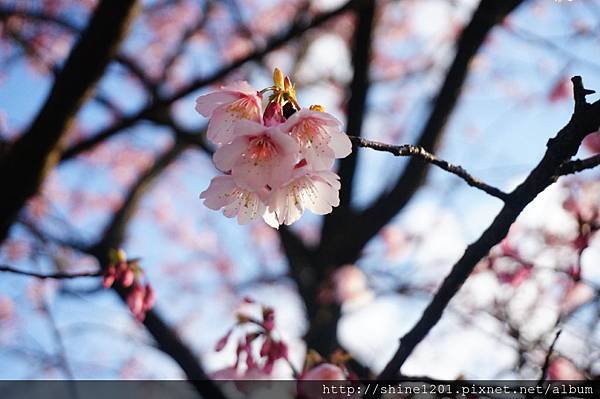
[
  {"left": 118, "top": 260, "right": 128, "bottom": 271},
  {"left": 121, "top": 269, "right": 135, "bottom": 288},
  {"left": 263, "top": 102, "right": 285, "bottom": 126},
  {"left": 262, "top": 307, "right": 275, "bottom": 331},
  {"left": 259, "top": 338, "right": 271, "bottom": 357},
  {"left": 102, "top": 266, "right": 116, "bottom": 288},
  {"left": 298, "top": 364, "right": 350, "bottom": 399},
  {"left": 215, "top": 328, "right": 232, "bottom": 352},
  {"left": 127, "top": 284, "right": 144, "bottom": 317},
  {"left": 301, "top": 363, "right": 346, "bottom": 380},
  {"left": 143, "top": 284, "right": 155, "bottom": 311}
]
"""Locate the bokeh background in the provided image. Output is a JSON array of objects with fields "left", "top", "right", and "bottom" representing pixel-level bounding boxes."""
[{"left": 0, "top": 0, "right": 599, "bottom": 383}]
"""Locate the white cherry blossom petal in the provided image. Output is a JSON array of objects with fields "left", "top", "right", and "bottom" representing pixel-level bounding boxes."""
[
  {"left": 200, "top": 176, "right": 268, "bottom": 225},
  {"left": 267, "top": 170, "right": 341, "bottom": 226}
]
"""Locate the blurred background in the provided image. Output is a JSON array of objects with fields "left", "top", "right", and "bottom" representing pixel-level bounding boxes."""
[{"left": 0, "top": 0, "right": 599, "bottom": 383}]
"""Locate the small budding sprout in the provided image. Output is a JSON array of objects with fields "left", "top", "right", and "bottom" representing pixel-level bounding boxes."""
[
  {"left": 196, "top": 68, "right": 352, "bottom": 228},
  {"left": 213, "top": 299, "right": 291, "bottom": 376},
  {"left": 102, "top": 249, "right": 155, "bottom": 321}
]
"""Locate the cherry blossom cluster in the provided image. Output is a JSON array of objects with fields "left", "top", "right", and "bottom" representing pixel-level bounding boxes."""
[
  {"left": 297, "top": 349, "right": 357, "bottom": 398},
  {"left": 196, "top": 68, "right": 352, "bottom": 228},
  {"left": 213, "top": 298, "right": 290, "bottom": 376},
  {"left": 102, "top": 249, "right": 155, "bottom": 321}
]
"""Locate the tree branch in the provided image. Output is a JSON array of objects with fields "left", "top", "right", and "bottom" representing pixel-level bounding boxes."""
[
  {"left": 92, "top": 142, "right": 188, "bottom": 253},
  {"left": 56, "top": 0, "right": 363, "bottom": 164},
  {"left": 165, "top": 0, "right": 363, "bottom": 103},
  {"left": 60, "top": 112, "right": 143, "bottom": 162},
  {"left": 332, "top": 0, "right": 376, "bottom": 212},
  {"left": 321, "top": 0, "right": 524, "bottom": 266},
  {"left": 377, "top": 76, "right": 600, "bottom": 381},
  {"left": 558, "top": 154, "right": 600, "bottom": 175},
  {"left": 349, "top": 136, "right": 509, "bottom": 201},
  {"left": 0, "top": 0, "right": 141, "bottom": 244},
  {"left": 538, "top": 329, "right": 562, "bottom": 384},
  {"left": 0, "top": 6, "right": 154, "bottom": 89},
  {"left": 80, "top": 142, "right": 226, "bottom": 398},
  {"left": 0, "top": 265, "right": 101, "bottom": 279}
]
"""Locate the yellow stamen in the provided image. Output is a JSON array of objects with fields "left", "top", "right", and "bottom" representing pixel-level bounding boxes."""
[{"left": 309, "top": 104, "right": 325, "bottom": 112}]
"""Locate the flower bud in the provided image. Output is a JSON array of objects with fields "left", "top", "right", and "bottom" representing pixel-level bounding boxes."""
[
  {"left": 273, "top": 68, "right": 285, "bottom": 89},
  {"left": 143, "top": 284, "right": 155, "bottom": 310},
  {"left": 263, "top": 102, "right": 285, "bottom": 126},
  {"left": 102, "top": 266, "right": 116, "bottom": 288},
  {"left": 121, "top": 268, "right": 135, "bottom": 288},
  {"left": 127, "top": 283, "right": 144, "bottom": 317}
]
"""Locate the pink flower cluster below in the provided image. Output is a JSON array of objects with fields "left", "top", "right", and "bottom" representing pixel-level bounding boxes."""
[
  {"left": 102, "top": 249, "right": 155, "bottom": 321},
  {"left": 196, "top": 70, "right": 352, "bottom": 228}
]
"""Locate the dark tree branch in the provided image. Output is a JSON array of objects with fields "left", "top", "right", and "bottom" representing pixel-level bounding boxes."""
[
  {"left": 331, "top": 0, "right": 376, "bottom": 213},
  {"left": 159, "top": 1, "right": 212, "bottom": 85},
  {"left": 349, "top": 136, "right": 509, "bottom": 201},
  {"left": 0, "top": 265, "right": 102, "bottom": 279},
  {"left": 538, "top": 329, "right": 562, "bottom": 384},
  {"left": 166, "top": 0, "right": 363, "bottom": 102},
  {"left": 293, "top": 0, "right": 376, "bottom": 362},
  {"left": 377, "top": 76, "right": 600, "bottom": 381},
  {"left": 56, "top": 0, "right": 363, "bottom": 164},
  {"left": 0, "top": 6, "right": 154, "bottom": 89},
  {"left": 80, "top": 142, "right": 226, "bottom": 398},
  {"left": 60, "top": 112, "right": 143, "bottom": 162},
  {"left": 558, "top": 154, "right": 600, "bottom": 175},
  {"left": 91, "top": 142, "right": 187, "bottom": 254},
  {"left": 0, "top": 0, "right": 141, "bottom": 244},
  {"left": 322, "top": 0, "right": 525, "bottom": 266}
]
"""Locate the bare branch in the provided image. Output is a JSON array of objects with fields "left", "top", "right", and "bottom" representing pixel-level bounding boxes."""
[
  {"left": 57, "top": 0, "right": 363, "bottom": 163},
  {"left": 333, "top": 0, "right": 375, "bottom": 212},
  {"left": 0, "top": 6, "right": 153, "bottom": 89},
  {"left": 349, "top": 136, "right": 509, "bottom": 201},
  {"left": 0, "top": 265, "right": 101, "bottom": 279},
  {"left": 320, "top": 0, "right": 525, "bottom": 266},
  {"left": 539, "top": 329, "right": 562, "bottom": 384},
  {"left": 558, "top": 154, "right": 600, "bottom": 175},
  {"left": 60, "top": 112, "right": 143, "bottom": 162},
  {"left": 166, "top": 0, "right": 362, "bottom": 102},
  {"left": 0, "top": 0, "right": 141, "bottom": 244},
  {"left": 377, "top": 77, "right": 600, "bottom": 381},
  {"left": 92, "top": 142, "right": 188, "bottom": 253}
]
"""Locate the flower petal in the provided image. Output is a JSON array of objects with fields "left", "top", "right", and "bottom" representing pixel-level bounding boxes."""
[
  {"left": 327, "top": 130, "right": 352, "bottom": 159},
  {"left": 195, "top": 91, "right": 239, "bottom": 116},
  {"left": 199, "top": 176, "right": 237, "bottom": 210},
  {"left": 213, "top": 135, "right": 249, "bottom": 172}
]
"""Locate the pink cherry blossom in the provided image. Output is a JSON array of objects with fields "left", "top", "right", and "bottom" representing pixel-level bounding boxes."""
[
  {"left": 282, "top": 109, "right": 352, "bottom": 170},
  {"left": 210, "top": 366, "right": 240, "bottom": 380},
  {"left": 213, "top": 120, "right": 299, "bottom": 193},
  {"left": 298, "top": 364, "right": 356, "bottom": 399},
  {"left": 267, "top": 169, "right": 341, "bottom": 226},
  {"left": 300, "top": 363, "right": 346, "bottom": 380},
  {"left": 547, "top": 357, "right": 585, "bottom": 380},
  {"left": 583, "top": 131, "right": 600, "bottom": 153},
  {"left": 195, "top": 81, "right": 262, "bottom": 144},
  {"left": 332, "top": 265, "right": 372, "bottom": 305},
  {"left": 200, "top": 175, "right": 277, "bottom": 227}
]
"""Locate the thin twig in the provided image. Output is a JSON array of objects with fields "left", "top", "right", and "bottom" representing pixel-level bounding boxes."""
[
  {"left": 538, "top": 329, "right": 562, "bottom": 384},
  {"left": 0, "top": 265, "right": 102, "bottom": 279},
  {"left": 558, "top": 154, "right": 600, "bottom": 175},
  {"left": 349, "top": 136, "right": 510, "bottom": 201}
]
